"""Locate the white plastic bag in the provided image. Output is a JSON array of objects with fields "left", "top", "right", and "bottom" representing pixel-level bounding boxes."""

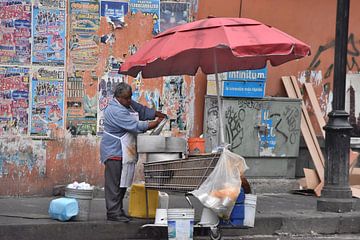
[{"left": 191, "top": 149, "right": 248, "bottom": 219}]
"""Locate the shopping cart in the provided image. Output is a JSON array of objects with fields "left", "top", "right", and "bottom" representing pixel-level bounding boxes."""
[{"left": 142, "top": 153, "right": 222, "bottom": 240}]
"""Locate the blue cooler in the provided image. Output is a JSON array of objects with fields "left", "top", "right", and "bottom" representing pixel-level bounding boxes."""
[
  {"left": 49, "top": 197, "right": 79, "bottom": 221},
  {"left": 220, "top": 188, "right": 245, "bottom": 227}
]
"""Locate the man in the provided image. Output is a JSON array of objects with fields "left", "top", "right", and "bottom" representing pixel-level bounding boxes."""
[{"left": 100, "top": 82, "right": 166, "bottom": 222}]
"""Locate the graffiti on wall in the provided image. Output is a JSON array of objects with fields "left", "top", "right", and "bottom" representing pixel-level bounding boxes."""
[
  {"left": 205, "top": 97, "right": 301, "bottom": 157},
  {"left": 301, "top": 33, "right": 360, "bottom": 118},
  {"left": 0, "top": 137, "right": 46, "bottom": 177},
  {"left": 0, "top": 66, "right": 29, "bottom": 135},
  {"left": 309, "top": 33, "right": 360, "bottom": 79},
  {"left": 30, "top": 67, "right": 64, "bottom": 137},
  {"left": 160, "top": 1, "right": 190, "bottom": 32},
  {"left": 69, "top": 0, "right": 100, "bottom": 69},
  {"left": 0, "top": 0, "right": 32, "bottom": 65},
  {"left": 224, "top": 106, "right": 244, "bottom": 150},
  {"left": 32, "top": 6, "right": 66, "bottom": 66}
]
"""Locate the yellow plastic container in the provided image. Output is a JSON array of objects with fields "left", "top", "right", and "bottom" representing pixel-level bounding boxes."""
[{"left": 128, "top": 183, "right": 158, "bottom": 218}]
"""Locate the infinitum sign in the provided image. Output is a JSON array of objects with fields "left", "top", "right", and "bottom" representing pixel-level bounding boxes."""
[
  {"left": 207, "top": 67, "right": 267, "bottom": 81},
  {"left": 227, "top": 67, "right": 267, "bottom": 81}
]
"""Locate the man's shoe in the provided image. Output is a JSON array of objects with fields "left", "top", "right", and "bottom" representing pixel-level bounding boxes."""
[
  {"left": 120, "top": 209, "right": 131, "bottom": 219},
  {"left": 107, "top": 215, "right": 130, "bottom": 223}
]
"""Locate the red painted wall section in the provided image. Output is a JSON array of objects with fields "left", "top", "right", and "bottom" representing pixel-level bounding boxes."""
[
  {"left": 197, "top": 0, "right": 241, "bottom": 19},
  {"left": 240, "top": 0, "right": 336, "bottom": 97},
  {"left": 197, "top": 0, "right": 360, "bottom": 136}
]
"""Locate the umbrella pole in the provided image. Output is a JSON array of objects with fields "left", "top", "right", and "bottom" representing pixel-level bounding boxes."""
[{"left": 213, "top": 49, "right": 225, "bottom": 145}]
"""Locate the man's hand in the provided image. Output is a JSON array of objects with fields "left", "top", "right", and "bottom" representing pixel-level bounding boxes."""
[
  {"left": 155, "top": 111, "right": 167, "bottom": 119},
  {"left": 148, "top": 116, "right": 166, "bottom": 130},
  {"left": 156, "top": 117, "right": 164, "bottom": 124}
]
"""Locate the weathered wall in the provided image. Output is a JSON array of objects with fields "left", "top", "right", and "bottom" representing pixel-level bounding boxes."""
[
  {"left": 2, "top": 0, "right": 360, "bottom": 196},
  {"left": 0, "top": 134, "right": 102, "bottom": 196},
  {"left": 0, "top": 0, "right": 200, "bottom": 196}
]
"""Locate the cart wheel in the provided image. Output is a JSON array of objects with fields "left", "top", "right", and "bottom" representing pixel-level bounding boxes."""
[{"left": 209, "top": 227, "right": 221, "bottom": 240}]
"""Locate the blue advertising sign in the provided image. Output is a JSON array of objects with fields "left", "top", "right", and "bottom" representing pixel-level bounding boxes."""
[
  {"left": 226, "top": 67, "right": 267, "bottom": 81},
  {"left": 222, "top": 81, "right": 265, "bottom": 98}
]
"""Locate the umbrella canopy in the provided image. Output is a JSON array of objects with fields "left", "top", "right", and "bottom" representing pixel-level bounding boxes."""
[
  {"left": 119, "top": 17, "right": 311, "bottom": 78},
  {"left": 119, "top": 17, "right": 310, "bottom": 145}
]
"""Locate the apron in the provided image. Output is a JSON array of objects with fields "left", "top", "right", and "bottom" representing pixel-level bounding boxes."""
[
  {"left": 120, "top": 108, "right": 139, "bottom": 188},
  {"left": 104, "top": 106, "right": 139, "bottom": 188}
]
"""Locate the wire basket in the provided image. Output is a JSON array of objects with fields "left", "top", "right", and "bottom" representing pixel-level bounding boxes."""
[{"left": 144, "top": 153, "right": 220, "bottom": 192}]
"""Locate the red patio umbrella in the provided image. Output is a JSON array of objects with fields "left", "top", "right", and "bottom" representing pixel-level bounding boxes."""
[{"left": 119, "top": 17, "right": 311, "bottom": 144}]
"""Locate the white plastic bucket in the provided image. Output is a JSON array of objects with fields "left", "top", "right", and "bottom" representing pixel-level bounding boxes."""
[
  {"left": 154, "top": 208, "right": 167, "bottom": 225},
  {"left": 167, "top": 208, "right": 194, "bottom": 240},
  {"left": 243, "top": 194, "right": 257, "bottom": 227}
]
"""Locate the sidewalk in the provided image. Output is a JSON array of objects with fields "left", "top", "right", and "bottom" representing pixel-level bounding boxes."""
[{"left": 1, "top": 193, "right": 360, "bottom": 240}]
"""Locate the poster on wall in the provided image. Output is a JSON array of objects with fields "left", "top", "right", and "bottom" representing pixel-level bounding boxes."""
[
  {"left": 0, "top": 66, "right": 29, "bottom": 135},
  {"left": 33, "top": 0, "right": 66, "bottom": 9},
  {"left": 346, "top": 73, "right": 360, "bottom": 137},
  {"left": 97, "top": 56, "right": 125, "bottom": 134},
  {"left": 30, "top": 67, "right": 65, "bottom": 137},
  {"left": 67, "top": 70, "right": 98, "bottom": 135},
  {"left": 162, "top": 75, "right": 188, "bottom": 131},
  {"left": 0, "top": 0, "right": 32, "bottom": 65},
  {"left": 32, "top": 7, "right": 66, "bottom": 66},
  {"left": 129, "top": 0, "right": 160, "bottom": 35},
  {"left": 100, "top": 0, "right": 128, "bottom": 29},
  {"left": 69, "top": 0, "right": 100, "bottom": 70},
  {"left": 160, "top": 1, "right": 189, "bottom": 32}
]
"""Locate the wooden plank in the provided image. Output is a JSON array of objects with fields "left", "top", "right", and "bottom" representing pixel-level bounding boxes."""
[
  {"left": 351, "top": 186, "right": 360, "bottom": 198},
  {"left": 304, "top": 82, "right": 359, "bottom": 172},
  {"left": 282, "top": 76, "right": 324, "bottom": 196},
  {"left": 304, "top": 82, "right": 326, "bottom": 138},
  {"left": 290, "top": 77, "right": 325, "bottom": 166}
]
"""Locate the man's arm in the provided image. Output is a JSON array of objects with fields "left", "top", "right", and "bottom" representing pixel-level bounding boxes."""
[
  {"left": 130, "top": 100, "right": 156, "bottom": 120},
  {"left": 131, "top": 100, "right": 167, "bottom": 120}
]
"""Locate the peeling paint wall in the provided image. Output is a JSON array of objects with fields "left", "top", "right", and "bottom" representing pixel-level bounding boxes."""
[
  {"left": 3, "top": 0, "right": 360, "bottom": 195},
  {"left": 0, "top": 133, "right": 103, "bottom": 196},
  {"left": 0, "top": 0, "right": 200, "bottom": 196}
]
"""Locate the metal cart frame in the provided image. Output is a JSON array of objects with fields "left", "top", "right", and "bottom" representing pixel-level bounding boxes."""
[{"left": 142, "top": 153, "right": 222, "bottom": 240}]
